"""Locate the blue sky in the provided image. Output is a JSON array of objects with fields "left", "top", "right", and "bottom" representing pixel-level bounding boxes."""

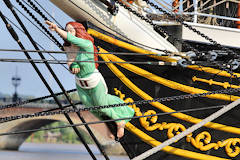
[{"left": 0, "top": 1, "right": 76, "bottom": 97}]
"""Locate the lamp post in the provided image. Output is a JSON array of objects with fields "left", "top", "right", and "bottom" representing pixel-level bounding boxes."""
[{"left": 12, "top": 67, "right": 21, "bottom": 102}]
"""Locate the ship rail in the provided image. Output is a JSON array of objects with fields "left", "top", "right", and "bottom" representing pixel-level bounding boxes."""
[{"left": 145, "top": 0, "right": 240, "bottom": 48}]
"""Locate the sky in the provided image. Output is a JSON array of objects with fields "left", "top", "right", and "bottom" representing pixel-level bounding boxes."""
[
  {"left": 0, "top": 0, "right": 76, "bottom": 97},
  {"left": 0, "top": 0, "right": 178, "bottom": 98}
]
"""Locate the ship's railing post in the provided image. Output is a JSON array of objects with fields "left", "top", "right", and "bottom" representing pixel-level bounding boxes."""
[{"left": 193, "top": 0, "right": 198, "bottom": 23}]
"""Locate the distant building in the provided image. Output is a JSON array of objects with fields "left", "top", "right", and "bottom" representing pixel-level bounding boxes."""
[
  {"left": 0, "top": 92, "right": 4, "bottom": 98},
  {"left": 0, "top": 93, "right": 11, "bottom": 103}
]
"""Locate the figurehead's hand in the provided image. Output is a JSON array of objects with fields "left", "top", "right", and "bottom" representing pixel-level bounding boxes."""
[
  {"left": 45, "top": 20, "right": 58, "bottom": 31},
  {"left": 71, "top": 68, "right": 80, "bottom": 74},
  {"left": 69, "top": 62, "right": 80, "bottom": 74}
]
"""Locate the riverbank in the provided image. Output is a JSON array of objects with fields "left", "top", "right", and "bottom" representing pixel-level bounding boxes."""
[{"left": 0, "top": 143, "right": 128, "bottom": 160}]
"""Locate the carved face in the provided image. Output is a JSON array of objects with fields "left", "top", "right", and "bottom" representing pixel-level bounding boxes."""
[{"left": 66, "top": 24, "right": 76, "bottom": 36}]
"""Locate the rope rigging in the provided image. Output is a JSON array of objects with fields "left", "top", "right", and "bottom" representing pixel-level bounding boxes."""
[
  {"left": 0, "top": 0, "right": 238, "bottom": 109},
  {"left": 12, "top": 5, "right": 60, "bottom": 48},
  {"left": 0, "top": 48, "right": 185, "bottom": 57},
  {"left": 0, "top": 57, "right": 228, "bottom": 68},
  {"left": 0, "top": 12, "right": 70, "bottom": 71},
  {"left": 1, "top": 1, "right": 240, "bottom": 159},
  {"left": 27, "top": 0, "right": 64, "bottom": 29},
  {"left": 0, "top": 57, "right": 178, "bottom": 65},
  {"left": 0, "top": 0, "right": 237, "bottom": 115},
  {"left": 113, "top": 0, "right": 204, "bottom": 56},
  {"left": 1, "top": 5, "right": 98, "bottom": 159},
  {"left": 6, "top": 0, "right": 239, "bottom": 73},
  {"left": 2, "top": 1, "right": 109, "bottom": 159},
  {"left": 0, "top": 0, "right": 239, "bottom": 141},
  {"left": 15, "top": 0, "right": 63, "bottom": 50},
  {"left": 12, "top": 0, "right": 240, "bottom": 72},
  {"left": 113, "top": 0, "right": 240, "bottom": 72},
  {"left": 23, "top": 0, "right": 193, "bottom": 59},
  {"left": 24, "top": 0, "right": 182, "bottom": 55},
  {"left": 114, "top": 0, "right": 240, "bottom": 96},
  {"left": 16, "top": 1, "right": 112, "bottom": 159},
  {"left": 1, "top": 87, "right": 240, "bottom": 122},
  {"left": 12, "top": 3, "right": 70, "bottom": 71}
]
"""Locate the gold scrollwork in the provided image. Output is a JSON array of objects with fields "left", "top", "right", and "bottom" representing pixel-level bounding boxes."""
[{"left": 114, "top": 88, "right": 240, "bottom": 158}]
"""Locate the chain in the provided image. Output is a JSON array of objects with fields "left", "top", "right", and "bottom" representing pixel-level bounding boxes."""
[
  {"left": 66, "top": 0, "right": 177, "bottom": 53},
  {"left": 15, "top": 0, "right": 63, "bottom": 50},
  {"left": 23, "top": 0, "right": 180, "bottom": 55},
  {"left": 114, "top": 0, "right": 238, "bottom": 73},
  {"left": 17, "top": 0, "right": 238, "bottom": 67},
  {"left": 26, "top": 0, "right": 177, "bottom": 56},
  {"left": 1, "top": 87, "right": 240, "bottom": 123},
  {"left": 114, "top": 0, "right": 203, "bottom": 57},
  {"left": 0, "top": 89, "right": 76, "bottom": 110},
  {"left": 0, "top": 104, "right": 226, "bottom": 137},
  {"left": 26, "top": 0, "right": 63, "bottom": 29},
  {"left": 24, "top": 0, "right": 48, "bottom": 20},
  {"left": 17, "top": 0, "right": 235, "bottom": 69},
  {"left": 32, "top": 0, "right": 64, "bottom": 28}
]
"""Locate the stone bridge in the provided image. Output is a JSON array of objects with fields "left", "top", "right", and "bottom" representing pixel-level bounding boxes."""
[{"left": 0, "top": 103, "right": 125, "bottom": 155}]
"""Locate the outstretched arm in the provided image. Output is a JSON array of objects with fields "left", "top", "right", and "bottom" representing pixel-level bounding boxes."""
[
  {"left": 46, "top": 20, "right": 92, "bottom": 50},
  {"left": 46, "top": 21, "right": 80, "bottom": 74},
  {"left": 45, "top": 20, "right": 67, "bottom": 39}
]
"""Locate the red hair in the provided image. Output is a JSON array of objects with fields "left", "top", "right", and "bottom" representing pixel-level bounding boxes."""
[{"left": 66, "top": 22, "right": 99, "bottom": 68}]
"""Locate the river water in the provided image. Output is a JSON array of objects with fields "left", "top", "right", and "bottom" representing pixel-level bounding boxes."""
[{"left": 0, "top": 143, "right": 129, "bottom": 160}]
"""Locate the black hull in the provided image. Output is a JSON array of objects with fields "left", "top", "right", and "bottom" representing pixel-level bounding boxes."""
[
  {"left": 86, "top": 22, "right": 240, "bottom": 159},
  {"left": 100, "top": 63, "right": 240, "bottom": 159}
]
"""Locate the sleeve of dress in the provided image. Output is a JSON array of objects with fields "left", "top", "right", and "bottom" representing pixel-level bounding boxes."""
[
  {"left": 66, "top": 53, "right": 76, "bottom": 60},
  {"left": 67, "top": 32, "right": 93, "bottom": 49},
  {"left": 64, "top": 47, "right": 76, "bottom": 60}
]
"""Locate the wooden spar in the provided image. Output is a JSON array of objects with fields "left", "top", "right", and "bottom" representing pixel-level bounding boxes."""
[{"left": 237, "top": 2, "right": 240, "bottom": 29}]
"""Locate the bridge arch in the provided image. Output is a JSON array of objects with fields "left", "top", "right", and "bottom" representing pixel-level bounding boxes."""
[
  {"left": 1, "top": 119, "right": 56, "bottom": 150},
  {"left": 0, "top": 112, "right": 125, "bottom": 155}
]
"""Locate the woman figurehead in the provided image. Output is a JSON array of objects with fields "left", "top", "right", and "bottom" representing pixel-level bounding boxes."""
[{"left": 46, "top": 20, "right": 134, "bottom": 139}]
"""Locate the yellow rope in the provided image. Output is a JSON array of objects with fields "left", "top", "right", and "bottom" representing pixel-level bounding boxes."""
[
  {"left": 99, "top": 47, "right": 240, "bottom": 135},
  {"left": 106, "top": 53, "right": 240, "bottom": 101},
  {"left": 192, "top": 76, "right": 240, "bottom": 89}
]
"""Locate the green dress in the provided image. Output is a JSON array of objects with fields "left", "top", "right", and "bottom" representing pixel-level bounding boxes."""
[{"left": 67, "top": 33, "right": 134, "bottom": 123}]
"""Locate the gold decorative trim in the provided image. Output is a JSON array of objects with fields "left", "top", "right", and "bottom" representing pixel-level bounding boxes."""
[
  {"left": 126, "top": 122, "right": 230, "bottom": 160},
  {"left": 115, "top": 88, "right": 240, "bottom": 158}
]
